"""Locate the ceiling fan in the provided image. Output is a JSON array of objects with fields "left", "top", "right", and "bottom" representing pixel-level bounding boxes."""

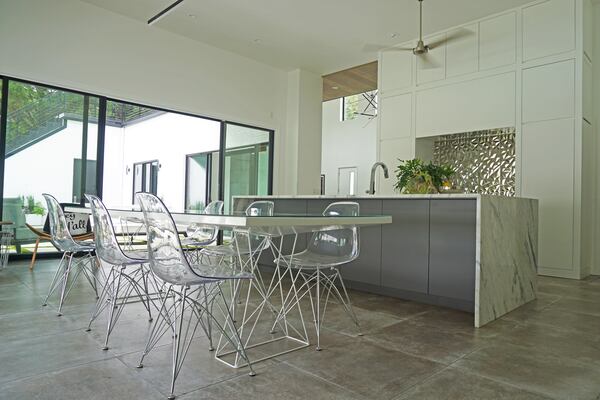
[{"left": 365, "top": 0, "right": 474, "bottom": 66}]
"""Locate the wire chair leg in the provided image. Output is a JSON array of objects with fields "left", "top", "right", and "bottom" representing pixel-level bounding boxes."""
[
  {"left": 315, "top": 270, "right": 321, "bottom": 351},
  {"left": 86, "top": 266, "right": 115, "bottom": 331},
  {"left": 203, "top": 285, "right": 214, "bottom": 351},
  {"left": 56, "top": 253, "right": 74, "bottom": 316},
  {"left": 333, "top": 269, "right": 362, "bottom": 335},
  {"left": 42, "top": 252, "right": 67, "bottom": 307},
  {"left": 102, "top": 269, "right": 123, "bottom": 350}
]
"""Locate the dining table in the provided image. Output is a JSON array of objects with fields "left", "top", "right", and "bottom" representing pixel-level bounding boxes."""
[{"left": 66, "top": 205, "right": 392, "bottom": 368}]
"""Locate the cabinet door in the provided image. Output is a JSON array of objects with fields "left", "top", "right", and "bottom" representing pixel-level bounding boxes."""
[
  {"left": 307, "top": 199, "right": 382, "bottom": 286},
  {"left": 429, "top": 199, "right": 476, "bottom": 302},
  {"left": 381, "top": 200, "right": 430, "bottom": 294}
]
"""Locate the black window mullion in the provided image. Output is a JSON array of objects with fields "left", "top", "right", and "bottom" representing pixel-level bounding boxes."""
[
  {"left": 96, "top": 97, "right": 107, "bottom": 199},
  {"left": 79, "top": 95, "right": 89, "bottom": 204},
  {"left": 0, "top": 79, "right": 9, "bottom": 218},
  {"left": 268, "top": 130, "right": 274, "bottom": 195}
]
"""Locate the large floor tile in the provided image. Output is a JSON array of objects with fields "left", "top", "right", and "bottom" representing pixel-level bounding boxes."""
[
  {"left": 366, "top": 320, "right": 485, "bottom": 364},
  {"left": 396, "top": 367, "right": 552, "bottom": 400},
  {"left": 0, "top": 330, "right": 113, "bottom": 385},
  {"left": 119, "top": 335, "right": 272, "bottom": 398},
  {"left": 0, "top": 307, "right": 81, "bottom": 341},
  {"left": 276, "top": 338, "right": 444, "bottom": 400},
  {"left": 454, "top": 342, "right": 600, "bottom": 400},
  {"left": 0, "top": 358, "right": 163, "bottom": 400},
  {"left": 179, "top": 363, "right": 365, "bottom": 400}
]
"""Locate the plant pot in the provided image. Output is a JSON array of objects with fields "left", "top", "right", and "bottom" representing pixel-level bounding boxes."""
[
  {"left": 25, "top": 214, "right": 44, "bottom": 226},
  {"left": 404, "top": 176, "right": 439, "bottom": 194}
]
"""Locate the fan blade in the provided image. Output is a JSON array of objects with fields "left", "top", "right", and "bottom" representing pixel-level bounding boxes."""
[
  {"left": 427, "top": 28, "right": 475, "bottom": 49},
  {"left": 419, "top": 52, "right": 440, "bottom": 70},
  {"left": 362, "top": 43, "right": 413, "bottom": 53}
]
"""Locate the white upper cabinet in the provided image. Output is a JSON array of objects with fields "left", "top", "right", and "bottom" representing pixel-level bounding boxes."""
[
  {"left": 522, "top": 59, "right": 575, "bottom": 123},
  {"left": 522, "top": 0, "right": 575, "bottom": 62},
  {"left": 379, "top": 93, "right": 412, "bottom": 140},
  {"left": 417, "top": 33, "right": 446, "bottom": 85},
  {"left": 479, "top": 12, "right": 517, "bottom": 71},
  {"left": 446, "top": 24, "right": 478, "bottom": 78},
  {"left": 380, "top": 50, "right": 413, "bottom": 94},
  {"left": 415, "top": 72, "right": 516, "bottom": 137}
]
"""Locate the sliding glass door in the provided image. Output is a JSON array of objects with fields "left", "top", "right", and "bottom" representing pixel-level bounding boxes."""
[
  {"left": 0, "top": 75, "right": 275, "bottom": 257},
  {"left": 2, "top": 80, "right": 99, "bottom": 255},
  {"left": 223, "top": 123, "right": 272, "bottom": 213}
]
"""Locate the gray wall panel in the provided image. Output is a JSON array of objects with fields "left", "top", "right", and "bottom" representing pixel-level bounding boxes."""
[
  {"left": 429, "top": 199, "right": 477, "bottom": 302},
  {"left": 381, "top": 200, "right": 430, "bottom": 294}
]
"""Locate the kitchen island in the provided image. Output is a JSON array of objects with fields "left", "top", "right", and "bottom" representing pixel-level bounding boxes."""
[{"left": 233, "top": 194, "right": 538, "bottom": 327}]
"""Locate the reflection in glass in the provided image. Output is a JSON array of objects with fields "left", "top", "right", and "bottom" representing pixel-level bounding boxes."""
[{"left": 2, "top": 81, "right": 99, "bottom": 255}]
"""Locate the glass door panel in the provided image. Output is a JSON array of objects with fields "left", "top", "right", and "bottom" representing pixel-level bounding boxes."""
[
  {"left": 223, "top": 123, "right": 271, "bottom": 213},
  {"left": 2, "top": 81, "right": 99, "bottom": 255}
]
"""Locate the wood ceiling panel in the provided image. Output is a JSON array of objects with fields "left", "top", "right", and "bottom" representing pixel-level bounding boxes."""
[{"left": 323, "top": 61, "right": 378, "bottom": 102}]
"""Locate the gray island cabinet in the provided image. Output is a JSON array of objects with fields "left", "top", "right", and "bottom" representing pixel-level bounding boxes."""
[{"left": 233, "top": 194, "right": 538, "bottom": 327}]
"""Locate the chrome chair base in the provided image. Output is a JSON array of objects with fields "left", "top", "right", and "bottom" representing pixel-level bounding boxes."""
[
  {"left": 42, "top": 251, "right": 99, "bottom": 316},
  {"left": 137, "top": 282, "right": 256, "bottom": 400},
  {"left": 86, "top": 263, "right": 163, "bottom": 350}
]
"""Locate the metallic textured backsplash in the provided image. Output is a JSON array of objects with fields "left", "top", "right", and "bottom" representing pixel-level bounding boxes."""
[{"left": 433, "top": 127, "right": 516, "bottom": 196}]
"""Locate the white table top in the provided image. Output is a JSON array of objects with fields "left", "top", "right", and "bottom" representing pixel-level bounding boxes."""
[{"left": 65, "top": 207, "right": 392, "bottom": 236}]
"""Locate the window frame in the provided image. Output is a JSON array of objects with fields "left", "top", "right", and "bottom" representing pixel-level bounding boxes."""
[{"left": 0, "top": 74, "right": 275, "bottom": 260}]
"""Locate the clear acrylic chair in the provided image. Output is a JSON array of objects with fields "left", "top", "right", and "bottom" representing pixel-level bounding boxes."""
[
  {"left": 181, "top": 200, "right": 224, "bottom": 263},
  {"left": 41, "top": 194, "right": 98, "bottom": 316},
  {"left": 275, "top": 202, "right": 361, "bottom": 351},
  {"left": 200, "top": 201, "right": 274, "bottom": 268},
  {"left": 135, "top": 193, "right": 256, "bottom": 400},
  {"left": 85, "top": 194, "right": 159, "bottom": 350}
]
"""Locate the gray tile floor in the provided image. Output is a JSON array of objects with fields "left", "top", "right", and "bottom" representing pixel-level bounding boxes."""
[{"left": 1, "top": 259, "right": 600, "bottom": 400}]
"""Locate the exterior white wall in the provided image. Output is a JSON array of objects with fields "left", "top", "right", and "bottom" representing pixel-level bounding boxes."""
[
  {"left": 3, "top": 121, "right": 95, "bottom": 205},
  {"left": 321, "top": 100, "right": 377, "bottom": 195},
  {"left": 103, "top": 113, "right": 221, "bottom": 212},
  {"left": 0, "top": 0, "right": 291, "bottom": 193},
  {"left": 377, "top": 0, "right": 593, "bottom": 279}
]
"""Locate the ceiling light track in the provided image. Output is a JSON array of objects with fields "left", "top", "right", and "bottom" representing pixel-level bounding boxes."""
[{"left": 148, "top": 0, "right": 185, "bottom": 25}]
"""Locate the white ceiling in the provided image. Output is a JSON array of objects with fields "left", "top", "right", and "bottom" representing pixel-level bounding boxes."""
[{"left": 80, "top": 0, "right": 534, "bottom": 74}]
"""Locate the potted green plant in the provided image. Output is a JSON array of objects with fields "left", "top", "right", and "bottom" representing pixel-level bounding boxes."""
[
  {"left": 22, "top": 195, "right": 46, "bottom": 226},
  {"left": 394, "top": 159, "right": 456, "bottom": 194}
]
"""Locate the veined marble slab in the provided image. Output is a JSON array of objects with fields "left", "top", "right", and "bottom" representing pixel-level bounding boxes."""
[{"left": 476, "top": 196, "right": 538, "bottom": 327}]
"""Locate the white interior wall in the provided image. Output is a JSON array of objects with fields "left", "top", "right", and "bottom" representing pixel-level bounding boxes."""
[
  {"left": 284, "top": 69, "right": 323, "bottom": 195},
  {"left": 0, "top": 0, "right": 291, "bottom": 193},
  {"left": 321, "top": 100, "right": 377, "bottom": 195},
  {"left": 593, "top": 1, "right": 600, "bottom": 275}
]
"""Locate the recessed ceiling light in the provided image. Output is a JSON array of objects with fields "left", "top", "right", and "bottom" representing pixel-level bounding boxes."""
[{"left": 331, "top": 86, "right": 339, "bottom": 90}]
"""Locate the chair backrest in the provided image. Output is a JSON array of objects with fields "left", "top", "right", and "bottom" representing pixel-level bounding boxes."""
[
  {"left": 42, "top": 194, "right": 82, "bottom": 252},
  {"left": 204, "top": 200, "right": 224, "bottom": 215},
  {"left": 307, "top": 202, "right": 360, "bottom": 262},
  {"left": 186, "top": 200, "right": 224, "bottom": 243},
  {"left": 137, "top": 192, "right": 231, "bottom": 284},
  {"left": 237, "top": 201, "right": 274, "bottom": 251},
  {"left": 86, "top": 194, "right": 133, "bottom": 265}
]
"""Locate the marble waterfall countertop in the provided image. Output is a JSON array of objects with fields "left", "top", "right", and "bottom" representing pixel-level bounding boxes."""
[{"left": 235, "top": 194, "right": 539, "bottom": 327}]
